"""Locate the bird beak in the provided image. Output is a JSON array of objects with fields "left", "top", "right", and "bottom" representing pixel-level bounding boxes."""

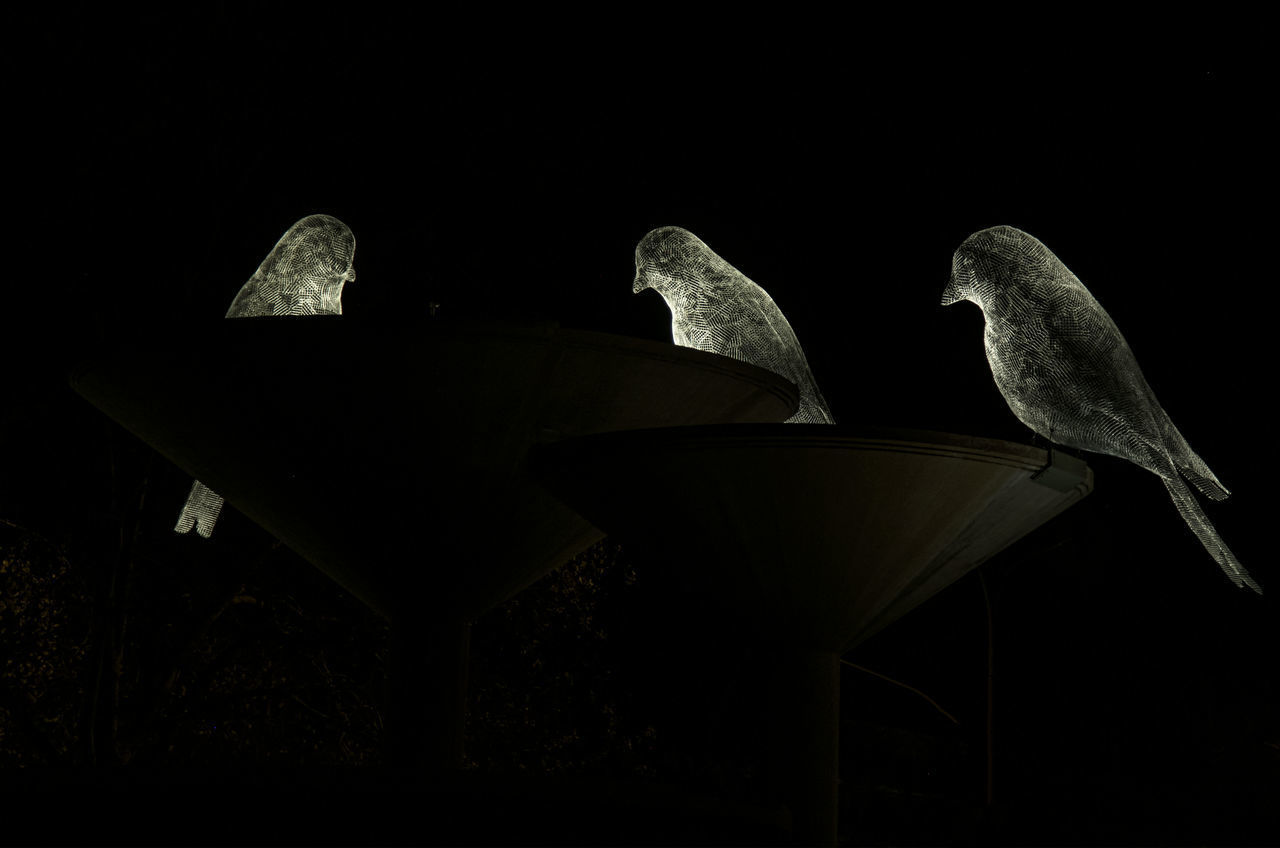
[
  {"left": 940, "top": 277, "right": 959, "bottom": 306},
  {"left": 943, "top": 254, "right": 975, "bottom": 306}
]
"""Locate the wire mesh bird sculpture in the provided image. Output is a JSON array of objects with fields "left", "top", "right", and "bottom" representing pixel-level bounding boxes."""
[
  {"left": 174, "top": 214, "right": 357, "bottom": 538},
  {"left": 633, "top": 226, "right": 834, "bottom": 424},
  {"left": 941, "top": 225, "right": 1260, "bottom": 593}
]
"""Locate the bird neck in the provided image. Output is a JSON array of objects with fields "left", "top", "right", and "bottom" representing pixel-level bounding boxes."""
[
  {"left": 970, "top": 277, "right": 1027, "bottom": 318},
  {"left": 320, "top": 280, "right": 346, "bottom": 315},
  {"left": 657, "top": 284, "right": 703, "bottom": 320}
]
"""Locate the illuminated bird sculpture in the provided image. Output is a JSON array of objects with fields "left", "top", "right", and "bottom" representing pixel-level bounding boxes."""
[
  {"left": 174, "top": 214, "right": 357, "bottom": 538},
  {"left": 633, "top": 226, "right": 834, "bottom": 424},
  {"left": 941, "top": 225, "right": 1260, "bottom": 593}
]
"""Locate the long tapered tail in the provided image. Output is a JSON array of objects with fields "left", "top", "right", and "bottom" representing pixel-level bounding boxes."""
[
  {"left": 1174, "top": 450, "right": 1230, "bottom": 502},
  {"left": 1160, "top": 474, "right": 1261, "bottom": 593},
  {"left": 175, "top": 479, "right": 225, "bottom": 538},
  {"left": 1160, "top": 412, "right": 1230, "bottom": 501}
]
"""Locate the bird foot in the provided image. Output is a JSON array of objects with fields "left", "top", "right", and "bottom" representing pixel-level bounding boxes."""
[{"left": 1032, "top": 444, "right": 1090, "bottom": 492}]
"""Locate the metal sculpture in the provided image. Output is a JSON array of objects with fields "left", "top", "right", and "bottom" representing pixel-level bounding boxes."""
[
  {"left": 633, "top": 226, "right": 834, "bottom": 424},
  {"left": 175, "top": 214, "right": 357, "bottom": 538},
  {"left": 942, "top": 225, "right": 1259, "bottom": 593}
]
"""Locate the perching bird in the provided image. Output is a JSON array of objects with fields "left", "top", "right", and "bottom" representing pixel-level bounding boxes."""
[
  {"left": 941, "top": 225, "right": 1260, "bottom": 593},
  {"left": 174, "top": 214, "right": 357, "bottom": 538},
  {"left": 633, "top": 226, "right": 834, "bottom": 424}
]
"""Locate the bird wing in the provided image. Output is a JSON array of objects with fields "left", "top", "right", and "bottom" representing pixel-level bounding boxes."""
[
  {"left": 1050, "top": 289, "right": 1175, "bottom": 460},
  {"left": 1067, "top": 304, "right": 1230, "bottom": 501},
  {"left": 985, "top": 292, "right": 1167, "bottom": 464},
  {"left": 733, "top": 288, "right": 834, "bottom": 423}
]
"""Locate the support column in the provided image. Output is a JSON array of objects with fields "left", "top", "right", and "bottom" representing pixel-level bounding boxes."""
[
  {"left": 386, "top": 613, "right": 472, "bottom": 772},
  {"left": 768, "top": 649, "right": 842, "bottom": 847}
]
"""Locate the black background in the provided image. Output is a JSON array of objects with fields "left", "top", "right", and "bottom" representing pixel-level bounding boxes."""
[{"left": 5, "top": 9, "right": 1276, "bottom": 845}]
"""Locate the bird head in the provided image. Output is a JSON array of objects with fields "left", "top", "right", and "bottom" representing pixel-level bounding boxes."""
[
  {"left": 282, "top": 214, "right": 357, "bottom": 314},
  {"left": 941, "top": 225, "right": 1044, "bottom": 310},
  {"left": 633, "top": 225, "right": 704, "bottom": 294},
  {"left": 294, "top": 214, "right": 357, "bottom": 278}
]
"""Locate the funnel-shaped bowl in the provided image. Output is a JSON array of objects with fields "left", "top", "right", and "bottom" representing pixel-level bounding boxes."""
[
  {"left": 70, "top": 319, "right": 799, "bottom": 620},
  {"left": 533, "top": 424, "right": 1092, "bottom": 651}
]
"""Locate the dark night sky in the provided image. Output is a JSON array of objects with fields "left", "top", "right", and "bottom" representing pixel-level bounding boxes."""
[{"left": 6, "top": 9, "right": 1277, "bottom": 841}]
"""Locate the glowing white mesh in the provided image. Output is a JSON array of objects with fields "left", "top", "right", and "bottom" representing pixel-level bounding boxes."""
[
  {"left": 942, "top": 225, "right": 1260, "bottom": 593},
  {"left": 633, "top": 227, "right": 834, "bottom": 424},
  {"left": 174, "top": 214, "right": 357, "bottom": 538}
]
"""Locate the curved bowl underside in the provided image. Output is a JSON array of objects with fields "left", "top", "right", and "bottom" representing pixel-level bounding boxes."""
[
  {"left": 70, "top": 319, "right": 799, "bottom": 619},
  {"left": 532, "top": 424, "right": 1093, "bottom": 651}
]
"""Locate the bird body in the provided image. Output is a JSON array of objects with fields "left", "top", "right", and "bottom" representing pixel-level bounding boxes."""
[
  {"left": 633, "top": 226, "right": 834, "bottom": 424},
  {"left": 175, "top": 214, "right": 356, "bottom": 537},
  {"left": 942, "top": 225, "right": 1259, "bottom": 592}
]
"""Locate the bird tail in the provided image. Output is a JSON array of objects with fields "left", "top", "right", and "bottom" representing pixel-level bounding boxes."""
[
  {"left": 1161, "top": 415, "right": 1230, "bottom": 501},
  {"left": 175, "top": 479, "right": 225, "bottom": 538},
  {"left": 1160, "top": 474, "right": 1261, "bottom": 593}
]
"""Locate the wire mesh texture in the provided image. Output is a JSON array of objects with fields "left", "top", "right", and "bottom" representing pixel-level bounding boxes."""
[
  {"left": 942, "top": 225, "right": 1258, "bottom": 593},
  {"left": 633, "top": 226, "right": 834, "bottom": 425},
  {"left": 174, "top": 214, "right": 357, "bottom": 538}
]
